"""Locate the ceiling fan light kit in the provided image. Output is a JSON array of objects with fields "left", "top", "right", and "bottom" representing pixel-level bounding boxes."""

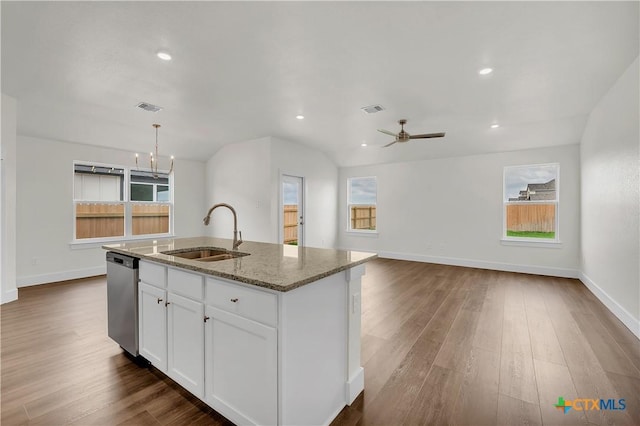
[{"left": 378, "top": 119, "right": 446, "bottom": 147}]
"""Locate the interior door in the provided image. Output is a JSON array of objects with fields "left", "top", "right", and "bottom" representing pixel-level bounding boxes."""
[{"left": 281, "top": 175, "right": 304, "bottom": 246}]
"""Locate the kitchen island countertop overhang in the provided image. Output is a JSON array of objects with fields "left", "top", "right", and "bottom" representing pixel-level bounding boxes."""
[{"left": 103, "top": 236, "right": 377, "bottom": 292}]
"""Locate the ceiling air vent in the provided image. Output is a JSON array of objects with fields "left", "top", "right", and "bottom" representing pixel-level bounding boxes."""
[
  {"left": 136, "top": 102, "right": 163, "bottom": 113},
  {"left": 360, "top": 104, "right": 385, "bottom": 114}
]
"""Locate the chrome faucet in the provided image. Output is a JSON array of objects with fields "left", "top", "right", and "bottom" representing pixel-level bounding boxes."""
[{"left": 203, "top": 203, "right": 243, "bottom": 250}]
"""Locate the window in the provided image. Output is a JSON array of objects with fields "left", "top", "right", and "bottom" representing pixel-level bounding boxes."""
[
  {"left": 130, "top": 170, "right": 171, "bottom": 236},
  {"left": 348, "top": 176, "right": 377, "bottom": 232},
  {"left": 74, "top": 163, "right": 125, "bottom": 239},
  {"left": 73, "top": 162, "right": 173, "bottom": 241},
  {"left": 503, "top": 163, "right": 559, "bottom": 241}
]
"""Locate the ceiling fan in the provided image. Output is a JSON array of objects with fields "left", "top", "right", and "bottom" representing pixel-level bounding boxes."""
[{"left": 378, "top": 119, "right": 445, "bottom": 147}]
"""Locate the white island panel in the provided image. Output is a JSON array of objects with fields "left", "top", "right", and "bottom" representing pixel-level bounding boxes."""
[{"left": 279, "top": 272, "right": 347, "bottom": 426}]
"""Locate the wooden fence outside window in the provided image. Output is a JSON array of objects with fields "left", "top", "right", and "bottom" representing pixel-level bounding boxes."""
[
  {"left": 132, "top": 204, "right": 170, "bottom": 235},
  {"left": 351, "top": 206, "right": 376, "bottom": 230},
  {"left": 284, "top": 205, "right": 298, "bottom": 244},
  {"left": 75, "top": 203, "right": 169, "bottom": 239},
  {"left": 506, "top": 204, "right": 555, "bottom": 232}
]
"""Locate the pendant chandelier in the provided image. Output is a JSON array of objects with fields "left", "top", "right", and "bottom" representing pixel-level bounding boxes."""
[{"left": 135, "top": 123, "right": 174, "bottom": 178}]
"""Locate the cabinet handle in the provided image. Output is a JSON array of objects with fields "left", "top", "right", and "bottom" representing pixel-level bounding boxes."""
[
  {"left": 204, "top": 316, "right": 210, "bottom": 323},
  {"left": 157, "top": 298, "right": 163, "bottom": 304},
  {"left": 230, "top": 298, "right": 239, "bottom": 303},
  {"left": 165, "top": 301, "right": 171, "bottom": 306}
]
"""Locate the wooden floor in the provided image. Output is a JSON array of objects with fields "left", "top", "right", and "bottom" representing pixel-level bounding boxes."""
[{"left": 2, "top": 259, "right": 639, "bottom": 425}]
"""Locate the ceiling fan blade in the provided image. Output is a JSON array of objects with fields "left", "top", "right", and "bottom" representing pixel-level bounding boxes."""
[
  {"left": 409, "top": 132, "right": 446, "bottom": 139},
  {"left": 378, "top": 129, "right": 398, "bottom": 137},
  {"left": 383, "top": 141, "right": 397, "bottom": 148}
]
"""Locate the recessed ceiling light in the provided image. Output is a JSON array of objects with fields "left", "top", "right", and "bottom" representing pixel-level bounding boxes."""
[
  {"left": 157, "top": 51, "right": 172, "bottom": 61},
  {"left": 296, "top": 115, "right": 304, "bottom": 120},
  {"left": 478, "top": 67, "right": 493, "bottom": 75},
  {"left": 361, "top": 143, "right": 368, "bottom": 147},
  {"left": 491, "top": 123, "right": 500, "bottom": 129}
]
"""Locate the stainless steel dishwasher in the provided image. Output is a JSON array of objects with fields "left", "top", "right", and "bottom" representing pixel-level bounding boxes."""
[{"left": 106, "top": 251, "right": 139, "bottom": 356}]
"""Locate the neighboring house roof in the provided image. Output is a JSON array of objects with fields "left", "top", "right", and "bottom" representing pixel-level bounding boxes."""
[
  {"left": 528, "top": 179, "right": 556, "bottom": 192},
  {"left": 510, "top": 179, "right": 556, "bottom": 201},
  {"left": 528, "top": 179, "right": 556, "bottom": 200}
]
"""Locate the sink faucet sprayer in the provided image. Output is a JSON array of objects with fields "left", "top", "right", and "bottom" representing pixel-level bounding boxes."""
[{"left": 203, "top": 203, "right": 243, "bottom": 250}]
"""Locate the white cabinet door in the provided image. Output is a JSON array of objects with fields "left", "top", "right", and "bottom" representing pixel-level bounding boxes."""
[
  {"left": 139, "top": 282, "right": 167, "bottom": 372},
  {"left": 205, "top": 306, "right": 277, "bottom": 426},
  {"left": 167, "top": 292, "right": 205, "bottom": 398}
]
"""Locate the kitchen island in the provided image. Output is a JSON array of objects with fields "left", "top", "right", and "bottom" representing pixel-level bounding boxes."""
[{"left": 104, "top": 237, "right": 376, "bottom": 426}]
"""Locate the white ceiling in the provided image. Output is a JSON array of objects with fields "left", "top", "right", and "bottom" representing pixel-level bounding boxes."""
[{"left": 2, "top": 1, "right": 638, "bottom": 167}]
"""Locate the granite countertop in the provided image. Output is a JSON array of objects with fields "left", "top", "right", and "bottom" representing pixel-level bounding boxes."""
[{"left": 103, "top": 237, "right": 377, "bottom": 292}]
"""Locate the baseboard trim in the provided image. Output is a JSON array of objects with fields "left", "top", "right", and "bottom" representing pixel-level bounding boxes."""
[
  {"left": 342, "top": 248, "right": 580, "bottom": 279},
  {"left": 323, "top": 403, "right": 348, "bottom": 426},
  {"left": 580, "top": 272, "right": 640, "bottom": 339},
  {"left": 17, "top": 266, "right": 106, "bottom": 287},
  {"left": 346, "top": 366, "right": 364, "bottom": 406},
  {"left": 1, "top": 288, "right": 18, "bottom": 304}
]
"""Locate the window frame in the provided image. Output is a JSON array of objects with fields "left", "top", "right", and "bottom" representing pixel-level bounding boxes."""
[
  {"left": 72, "top": 160, "right": 174, "bottom": 245},
  {"left": 502, "top": 163, "right": 560, "bottom": 245},
  {"left": 347, "top": 176, "right": 378, "bottom": 234}
]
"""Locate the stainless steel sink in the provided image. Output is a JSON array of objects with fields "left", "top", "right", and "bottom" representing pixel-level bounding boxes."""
[{"left": 162, "top": 247, "right": 249, "bottom": 262}]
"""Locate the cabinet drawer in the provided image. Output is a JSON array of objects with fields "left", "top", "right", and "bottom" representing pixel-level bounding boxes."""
[
  {"left": 168, "top": 268, "right": 204, "bottom": 300},
  {"left": 206, "top": 278, "right": 277, "bottom": 327},
  {"left": 140, "top": 261, "right": 166, "bottom": 288}
]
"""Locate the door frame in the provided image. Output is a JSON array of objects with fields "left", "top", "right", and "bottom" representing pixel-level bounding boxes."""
[{"left": 279, "top": 174, "right": 305, "bottom": 246}]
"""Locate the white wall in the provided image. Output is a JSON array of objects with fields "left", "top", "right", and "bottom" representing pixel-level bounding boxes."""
[
  {"left": 205, "top": 137, "right": 338, "bottom": 248},
  {"left": 339, "top": 144, "right": 581, "bottom": 277},
  {"left": 1, "top": 94, "right": 18, "bottom": 303},
  {"left": 580, "top": 57, "right": 639, "bottom": 337},
  {"left": 173, "top": 153, "right": 209, "bottom": 241},
  {"left": 16, "top": 135, "right": 206, "bottom": 286},
  {"left": 205, "top": 137, "right": 273, "bottom": 244}
]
